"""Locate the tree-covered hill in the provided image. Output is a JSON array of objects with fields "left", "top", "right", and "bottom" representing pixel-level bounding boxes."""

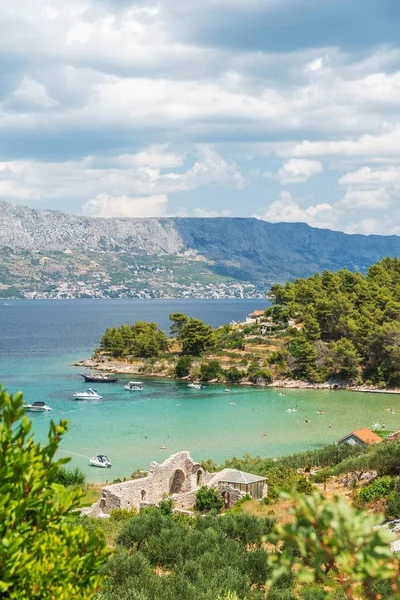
[{"left": 268, "top": 257, "right": 400, "bottom": 385}]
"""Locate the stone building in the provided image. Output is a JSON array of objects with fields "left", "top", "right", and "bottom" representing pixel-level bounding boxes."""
[{"left": 88, "top": 450, "right": 268, "bottom": 517}]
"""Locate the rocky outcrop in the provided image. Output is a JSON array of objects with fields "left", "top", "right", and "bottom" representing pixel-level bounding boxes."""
[{"left": 2, "top": 200, "right": 400, "bottom": 282}]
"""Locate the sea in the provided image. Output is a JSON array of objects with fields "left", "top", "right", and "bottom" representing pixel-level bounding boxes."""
[{"left": 1, "top": 299, "right": 398, "bottom": 482}]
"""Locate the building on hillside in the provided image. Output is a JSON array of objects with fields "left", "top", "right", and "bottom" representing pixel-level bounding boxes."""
[
  {"left": 87, "top": 451, "right": 268, "bottom": 516},
  {"left": 337, "top": 428, "right": 382, "bottom": 447},
  {"left": 246, "top": 309, "right": 266, "bottom": 324},
  {"left": 214, "top": 469, "right": 267, "bottom": 508}
]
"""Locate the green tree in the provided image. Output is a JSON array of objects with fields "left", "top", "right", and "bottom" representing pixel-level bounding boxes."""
[
  {"left": 200, "top": 359, "right": 222, "bottom": 381},
  {"left": 303, "top": 313, "right": 321, "bottom": 341},
  {"left": 169, "top": 312, "right": 189, "bottom": 337},
  {"left": 0, "top": 387, "right": 107, "bottom": 599},
  {"left": 289, "top": 334, "right": 317, "bottom": 380},
  {"left": 329, "top": 338, "right": 360, "bottom": 380},
  {"left": 268, "top": 490, "right": 399, "bottom": 600},
  {"left": 179, "top": 318, "right": 216, "bottom": 356},
  {"left": 175, "top": 355, "right": 192, "bottom": 378},
  {"left": 195, "top": 486, "right": 224, "bottom": 512}
]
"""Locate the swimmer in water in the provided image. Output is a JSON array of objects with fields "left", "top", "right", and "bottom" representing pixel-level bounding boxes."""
[{"left": 263, "top": 432, "right": 267, "bottom": 436}]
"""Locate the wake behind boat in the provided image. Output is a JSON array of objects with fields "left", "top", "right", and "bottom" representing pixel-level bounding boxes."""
[
  {"left": 124, "top": 381, "right": 143, "bottom": 391},
  {"left": 80, "top": 373, "right": 118, "bottom": 383},
  {"left": 73, "top": 388, "right": 102, "bottom": 400},
  {"left": 25, "top": 401, "right": 52, "bottom": 412}
]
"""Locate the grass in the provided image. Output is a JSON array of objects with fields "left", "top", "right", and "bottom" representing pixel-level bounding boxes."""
[{"left": 79, "top": 486, "right": 101, "bottom": 508}]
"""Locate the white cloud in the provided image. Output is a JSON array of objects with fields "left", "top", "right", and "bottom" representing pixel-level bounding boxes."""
[
  {"left": 253, "top": 191, "right": 334, "bottom": 229},
  {"left": 81, "top": 193, "right": 168, "bottom": 218},
  {"left": 339, "top": 166, "right": 400, "bottom": 186},
  {"left": 193, "top": 208, "right": 232, "bottom": 217},
  {"left": 307, "top": 57, "right": 323, "bottom": 72},
  {"left": 274, "top": 159, "right": 322, "bottom": 184},
  {"left": 0, "top": 145, "right": 243, "bottom": 204},
  {"left": 339, "top": 188, "right": 391, "bottom": 209}
]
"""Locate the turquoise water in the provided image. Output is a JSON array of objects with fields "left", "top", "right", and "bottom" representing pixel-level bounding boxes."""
[{"left": 1, "top": 300, "right": 399, "bottom": 482}]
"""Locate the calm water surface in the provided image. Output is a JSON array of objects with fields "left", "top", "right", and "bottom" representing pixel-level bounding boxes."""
[{"left": 1, "top": 299, "right": 399, "bottom": 482}]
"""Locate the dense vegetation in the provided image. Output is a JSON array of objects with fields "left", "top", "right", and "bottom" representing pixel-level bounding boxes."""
[
  {"left": 267, "top": 257, "right": 400, "bottom": 385},
  {"left": 0, "top": 388, "right": 107, "bottom": 599},
  {"left": 100, "top": 321, "right": 168, "bottom": 358}
]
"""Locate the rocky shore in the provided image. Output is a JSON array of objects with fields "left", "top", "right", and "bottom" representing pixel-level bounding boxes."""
[{"left": 74, "top": 358, "right": 400, "bottom": 394}]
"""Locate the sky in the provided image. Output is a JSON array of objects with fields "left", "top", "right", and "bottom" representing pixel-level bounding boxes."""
[{"left": 1, "top": 0, "right": 400, "bottom": 234}]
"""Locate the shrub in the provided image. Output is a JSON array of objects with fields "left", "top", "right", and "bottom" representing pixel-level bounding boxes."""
[
  {"left": 295, "top": 476, "right": 314, "bottom": 495},
  {"left": 0, "top": 387, "right": 107, "bottom": 599},
  {"left": 387, "top": 371, "right": 400, "bottom": 388},
  {"left": 311, "top": 469, "right": 332, "bottom": 484},
  {"left": 200, "top": 360, "right": 222, "bottom": 381},
  {"left": 109, "top": 508, "right": 138, "bottom": 522},
  {"left": 175, "top": 355, "right": 192, "bottom": 378},
  {"left": 195, "top": 486, "right": 223, "bottom": 513},
  {"left": 159, "top": 496, "right": 174, "bottom": 515},
  {"left": 225, "top": 367, "right": 244, "bottom": 382},
  {"left": 49, "top": 465, "right": 86, "bottom": 487},
  {"left": 358, "top": 476, "right": 393, "bottom": 504},
  {"left": 249, "top": 368, "right": 273, "bottom": 384},
  {"left": 385, "top": 489, "right": 400, "bottom": 520}
]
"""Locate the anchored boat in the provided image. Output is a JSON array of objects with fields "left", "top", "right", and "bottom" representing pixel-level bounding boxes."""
[
  {"left": 25, "top": 401, "right": 52, "bottom": 412},
  {"left": 124, "top": 381, "right": 143, "bottom": 391},
  {"left": 89, "top": 455, "right": 112, "bottom": 468},
  {"left": 80, "top": 373, "right": 118, "bottom": 383},
  {"left": 73, "top": 388, "right": 102, "bottom": 400}
]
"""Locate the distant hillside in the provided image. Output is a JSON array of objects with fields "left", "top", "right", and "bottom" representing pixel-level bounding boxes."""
[{"left": 1, "top": 200, "right": 400, "bottom": 298}]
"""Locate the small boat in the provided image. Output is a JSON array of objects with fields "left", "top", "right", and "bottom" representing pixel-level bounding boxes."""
[
  {"left": 124, "top": 381, "right": 143, "bottom": 391},
  {"left": 224, "top": 388, "right": 231, "bottom": 393},
  {"left": 159, "top": 445, "right": 168, "bottom": 450},
  {"left": 278, "top": 393, "right": 285, "bottom": 397},
  {"left": 25, "top": 401, "right": 52, "bottom": 412},
  {"left": 89, "top": 455, "right": 112, "bottom": 468},
  {"left": 187, "top": 383, "right": 201, "bottom": 390},
  {"left": 316, "top": 410, "right": 325, "bottom": 415},
  {"left": 80, "top": 373, "right": 118, "bottom": 383},
  {"left": 229, "top": 402, "right": 236, "bottom": 405},
  {"left": 287, "top": 408, "right": 297, "bottom": 412},
  {"left": 73, "top": 388, "right": 102, "bottom": 400}
]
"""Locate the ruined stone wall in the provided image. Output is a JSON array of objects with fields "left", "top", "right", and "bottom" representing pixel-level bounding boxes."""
[{"left": 89, "top": 451, "right": 206, "bottom": 516}]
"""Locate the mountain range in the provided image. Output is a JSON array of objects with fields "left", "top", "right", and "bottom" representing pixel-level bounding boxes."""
[{"left": 1, "top": 200, "right": 400, "bottom": 298}]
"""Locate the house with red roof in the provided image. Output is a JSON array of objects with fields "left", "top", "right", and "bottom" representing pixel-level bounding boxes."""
[{"left": 337, "top": 428, "right": 382, "bottom": 447}]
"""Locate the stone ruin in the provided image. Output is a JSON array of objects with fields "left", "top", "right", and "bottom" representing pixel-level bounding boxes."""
[{"left": 88, "top": 450, "right": 268, "bottom": 517}]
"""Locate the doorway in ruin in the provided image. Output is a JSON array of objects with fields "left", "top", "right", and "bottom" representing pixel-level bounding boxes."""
[
  {"left": 196, "top": 469, "right": 203, "bottom": 486},
  {"left": 170, "top": 469, "right": 185, "bottom": 494},
  {"left": 223, "top": 491, "right": 230, "bottom": 509}
]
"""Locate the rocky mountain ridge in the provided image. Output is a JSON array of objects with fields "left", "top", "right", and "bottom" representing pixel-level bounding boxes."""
[{"left": 1, "top": 200, "right": 400, "bottom": 284}]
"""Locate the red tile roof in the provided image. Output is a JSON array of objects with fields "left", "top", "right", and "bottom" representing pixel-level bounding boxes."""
[
  {"left": 337, "top": 428, "right": 382, "bottom": 445},
  {"left": 248, "top": 310, "right": 265, "bottom": 317}
]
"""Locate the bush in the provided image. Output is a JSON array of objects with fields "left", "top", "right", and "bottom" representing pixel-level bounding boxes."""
[
  {"left": 358, "top": 476, "right": 393, "bottom": 504},
  {"left": 387, "top": 371, "right": 400, "bottom": 388},
  {"left": 175, "top": 355, "right": 192, "bottom": 378},
  {"left": 195, "top": 486, "right": 223, "bottom": 513},
  {"left": 296, "top": 476, "right": 314, "bottom": 495},
  {"left": 311, "top": 469, "right": 332, "bottom": 484},
  {"left": 249, "top": 368, "right": 273, "bottom": 384},
  {"left": 49, "top": 465, "right": 86, "bottom": 487},
  {"left": 109, "top": 508, "right": 138, "bottom": 522},
  {"left": 200, "top": 360, "right": 222, "bottom": 381},
  {"left": 159, "top": 496, "right": 174, "bottom": 515},
  {"left": 225, "top": 367, "right": 244, "bottom": 383},
  {"left": 385, "top": 489, "right": 400, "bottom": 520}
]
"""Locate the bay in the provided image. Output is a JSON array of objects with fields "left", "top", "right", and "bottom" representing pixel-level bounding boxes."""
[{"left": 1, "top": 299, "right": 399, "bottom": 482}]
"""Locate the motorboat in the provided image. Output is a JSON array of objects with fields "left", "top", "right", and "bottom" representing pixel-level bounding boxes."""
[
  {"left": 224, "top": 388, "right": 231, "bottom": 393},
  {"left": 73, "top": 389, "right": 102, "bottom": 400},
  {"left": 287, "top": 408, "right": 297, "bottom": 413},
  {"left": 316, "top": 410, "right": 325, "bottom": 415},
  {"left": 124, "top": 381, "right": 143, "bottom": 391},
  {"left": 80, "top": 373, "right": 118, "bottom": 383},
  {"left": 25, "top": 401, "right": 52, "bottom": 412},
  {"left": 187, "top": 383, "right": 201, "bottom": 390},
  {"left": 278, "top": 393, "right": 285, "bottom": 397},
  {"left": 89, "top": 455, "right": 112, "bottom": 468}
]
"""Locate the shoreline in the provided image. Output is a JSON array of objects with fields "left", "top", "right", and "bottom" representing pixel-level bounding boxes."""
[{"left": 74, "top": 358, "right": 400, "bottom": 395}]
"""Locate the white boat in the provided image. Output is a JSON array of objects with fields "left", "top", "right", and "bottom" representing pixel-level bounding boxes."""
[
  {"left": 89, "top": 455, "right": 112, "bottom": 468},
  {"left": 187, "top": 383, "right": 201, "bottom": 390},
  {"left": 73, "top": 388, "right": 102, "bottom": 400},
  {"left": 287, "top": 408, "right": 297, "bottom": 413},
  {"left": 124, "top": 381, "right": 143, "bottom": 391},
  {"left": 25, "top": 401, "right": 52, "bottom": 412}
]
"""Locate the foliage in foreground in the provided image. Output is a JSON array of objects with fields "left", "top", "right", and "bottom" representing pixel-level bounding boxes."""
[{"left": 0, "top": 387, "right": 107, "bottom": 599}]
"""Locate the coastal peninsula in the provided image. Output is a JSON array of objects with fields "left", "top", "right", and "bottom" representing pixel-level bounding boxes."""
[{"left": 76, "top": 258, "right": 400, "bottom": 394}]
